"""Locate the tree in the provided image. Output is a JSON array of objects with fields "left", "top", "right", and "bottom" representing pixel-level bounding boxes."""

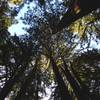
[
  {"left": 56, "top": 0, "right": 100, "bottom": 33},
  {"left": 0, "top": 0, "right": 100, "bottom": 100},
  {"left": 72, "top": 49, "right": 100, "bottom": 100}
]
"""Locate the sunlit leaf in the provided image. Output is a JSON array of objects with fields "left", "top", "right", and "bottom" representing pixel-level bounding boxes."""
[
  {"left": 4, "top": 17, "right": 12, "bottom": 27},
  {"left": 9, "top": 0, "right": 23, "bottom": 5},
  {"left": 69, "top": 15, "right": 96, "bottom": 37}
]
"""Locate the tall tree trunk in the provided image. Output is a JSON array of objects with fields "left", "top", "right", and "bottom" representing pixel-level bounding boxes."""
[
  {"left": 62, "top": 57, "right": 89, "bottom": 100},
  {"left": 35, "top": 72, "right": 39, "bottom": 100},
  {"left": 56, "top": 0, "right": 100, "bottom": 33},
  {"left": 50, "top": 56, "right": 72, "bottom": 100},
  {"left": 70, "top": 64, "right": 89, "bottom": 96}
]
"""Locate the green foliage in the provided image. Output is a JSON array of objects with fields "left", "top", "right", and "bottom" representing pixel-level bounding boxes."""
[
  {"left": 73, "top": 49, "right": 100, "bottom": 99},
  {"left": 0, "top": 0, "right": 100, "bottom": 100}
]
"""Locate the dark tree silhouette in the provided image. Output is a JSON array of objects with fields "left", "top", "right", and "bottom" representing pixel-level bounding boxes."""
[{"left": 0, "top": 0, "right": 100, "bottom": 100}]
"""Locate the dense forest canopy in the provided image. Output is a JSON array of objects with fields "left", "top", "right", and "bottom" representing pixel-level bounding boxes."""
[{"left": 0, "top": 0, "right": 100, "bottom": 100}]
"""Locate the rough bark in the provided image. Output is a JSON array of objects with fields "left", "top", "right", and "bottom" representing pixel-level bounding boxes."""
[
  {"left": 62, "top": 58, "right": 89, "bottom": 100},
  {"left": 50, "top": 56, "right": 72, "bottom": 100}
]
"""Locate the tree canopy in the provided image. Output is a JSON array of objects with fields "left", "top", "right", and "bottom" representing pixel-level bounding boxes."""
[{"left": 0, "top": 0, "right": 100, "bottom": 100}]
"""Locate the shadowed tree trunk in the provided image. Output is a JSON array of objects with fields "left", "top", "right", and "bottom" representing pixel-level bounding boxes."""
[
  {"left": 62, "top": 57, "right": 90, "bottom": 100},
  {"left": 56, "top": 0, "right": 100, "bottom": 33},
  {"left": 50, "top": 56, "right": 72, "bottom": 100},
  {"left": 70, "top": 63, "right": 90, "bottom": 96}
]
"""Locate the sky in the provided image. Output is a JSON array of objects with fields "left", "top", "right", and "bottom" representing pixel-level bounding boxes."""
[
  {"left": 8, "top": 0, "right": 63, "bottom": 36},
  {"left": 8, "top": 3, "right": 30, "bottom": 35}
]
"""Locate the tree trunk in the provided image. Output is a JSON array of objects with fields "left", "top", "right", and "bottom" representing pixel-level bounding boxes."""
[
  {"left": 62, "top": 57, "right": 90, "bottom": 100},
  {"left": 56, "top": 0, "right": 100, "bottom": 33},
  {"left": 50, "top": 56, "right": 72, "bottom": 100}
]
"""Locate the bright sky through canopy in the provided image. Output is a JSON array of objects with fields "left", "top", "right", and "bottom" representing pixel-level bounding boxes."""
[
  {"left": 8, "top": 3, "right": 30, "bottom": 35},
  {"left": 8, "top": 0, "right": 63, "bottom": 36},
  {"left": 1, "top": 0, "right": 100, "bottom": 100}
]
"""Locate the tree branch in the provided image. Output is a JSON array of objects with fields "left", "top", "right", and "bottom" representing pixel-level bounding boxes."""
[{"left": 55, "top": 0, "right": 100, "bottom": 33}]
